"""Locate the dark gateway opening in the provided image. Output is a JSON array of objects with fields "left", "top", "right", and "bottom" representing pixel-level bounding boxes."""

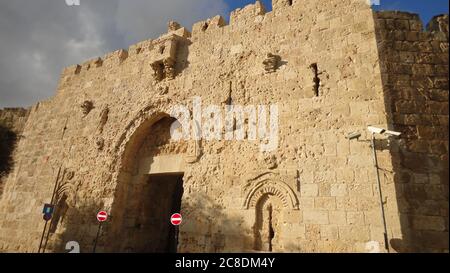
[{"left": 142, "top": 173, "right": 184, "bottom": 253}]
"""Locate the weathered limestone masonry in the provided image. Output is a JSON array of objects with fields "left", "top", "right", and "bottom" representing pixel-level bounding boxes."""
[
  {"left": 0, "top": 0, "right": 447, "bottom": 253},
  {"left": 375, "top": 12, "right": 449, "bottom": 252}
]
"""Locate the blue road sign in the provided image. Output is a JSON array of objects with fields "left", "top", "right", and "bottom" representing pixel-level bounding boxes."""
[{"left": 43, "top": 204, "right": 54, "bottom": 215}]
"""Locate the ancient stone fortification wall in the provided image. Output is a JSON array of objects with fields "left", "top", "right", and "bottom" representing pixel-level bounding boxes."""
[
  {"left": 0, "top": 0, "right": 446, "bottom": 253},
  {"left": 374, "top": 12, "right": 449, "bottom": 252},
  {"left": 0, "top": 108, "right": 30, "bottom": 197},
  {"left": 0, "top": 108, "right": 30, "bottom": 133}
]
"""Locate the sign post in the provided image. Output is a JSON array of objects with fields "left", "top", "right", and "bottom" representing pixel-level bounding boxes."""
[
  {"left": 37, "top": 166, "right": 62, "bottom": 253},
  {"left": 38, "top": 203, "right": 55, "bottom": 253},
  {"left": 171, "top": 213, "right": 182, "bottom": 251},
  {"left": 170, "top": 213, "right": 182, "bottom": 226},
  {"left": 93, "top": 211, "right": 108, "bottom": 253}
]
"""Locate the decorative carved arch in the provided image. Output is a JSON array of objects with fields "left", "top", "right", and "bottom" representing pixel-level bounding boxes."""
[
  {"left": 109, "top": 99, "right": 174, "bottom": 175},
  {"left": 109, "top": 96, "right": 197, "bottom": 176},
  {"left": 243, "top": 174, "right": 299, "bottom": 210},
  {"left": 48, "top": 168, "right": 77, "bottom": 234},
  {"left": 106, "top": 100, "right": 194, "bottom": 252},
  {"left": 54, "top": 168, "right": 78, "bottom": 207}
]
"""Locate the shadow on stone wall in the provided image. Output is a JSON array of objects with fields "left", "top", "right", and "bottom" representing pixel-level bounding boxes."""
[
  {"left": 180, "top": 192, "right": 254, "bottom": 253},
  {"left": 0, "top": 124, "right": 18, "bottom": 194},
  {"left": 46, "top": 199, "right": 105, "bottom": 253},
  {"left": 374, "top": 11, "right": 449, "bottom": 253},
  {"left": 47, "top": 191, "right": 254, "bottom": 253}
]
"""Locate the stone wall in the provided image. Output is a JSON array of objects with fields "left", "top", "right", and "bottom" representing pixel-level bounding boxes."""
[
  {"left": 0, "top": 0, "right": 447, "bottom": 253},
  {"left": 0, "top": 108, "right": 30, "bottom": 132},
  {"left": 374, "top": 11, "right": 449, "bottom": 252},
  {"left": 0, "top": 108, "right": 30, "bottom": 197}
]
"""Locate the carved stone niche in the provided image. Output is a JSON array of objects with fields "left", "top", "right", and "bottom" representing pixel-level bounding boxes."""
[
  {"left": 150, "top": 37, "right": 178, "bottom": 81},
  {"left": 242, "top": 171, "right": 299, "bottom": 210}
]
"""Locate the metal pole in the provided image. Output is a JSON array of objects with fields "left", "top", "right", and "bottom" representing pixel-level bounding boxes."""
[
  {"left": 42, "top": 167, "right": 64, "bottom": 253},
  {"left": 371, "top": 133, "right": 390, "bottom": 253},
  {"left": 37, "top": 166, "right": 62, "bottom": 253},
  {"left": 175, "top": 225, "right": 179, "bottom": 253},
  {"left": 93, "top": 222, "right": 103, "bottom": 253},
  {"left": 37, "top": 220, "right": 49, "bottom": 253}
]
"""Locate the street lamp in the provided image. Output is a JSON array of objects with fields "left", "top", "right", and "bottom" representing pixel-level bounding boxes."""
[{"left": 347, "top": 126, "right": 401, "bottom": 253}]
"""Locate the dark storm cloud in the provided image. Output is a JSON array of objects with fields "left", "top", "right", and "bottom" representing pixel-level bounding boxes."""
[{"left": 0, "top": 0, "right": 228, "bottom": 108}]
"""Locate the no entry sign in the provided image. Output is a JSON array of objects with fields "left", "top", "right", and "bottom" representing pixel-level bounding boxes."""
[
  {"left": 97, "top": 211, "right": 108, "bottom": 222},
  {"left": 171, "top": 213, "right": 182, "bottom": 226}
]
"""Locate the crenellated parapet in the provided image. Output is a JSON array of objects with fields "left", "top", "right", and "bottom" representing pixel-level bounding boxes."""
[
  {"left": 57, "top": 2, "right": 448, "bottom": 100},
  {"left": 375, "top": 11, "right": 449, "bottom": 38},
  {"left": 59, "top": 49, "right": 128, "bottom": 79},
  {"left": 56, "top": 0, "right": 303, "bottom": 86},
  {"left": 230, "top": 0, "right": 266, "bottom": 27},
  {"left": 192, "top": 15, "right": 226, "bottom": 37},
  {"left": 427, "top": 14, "right": 449, "bottom": 39},
  {"left": 59, "top": 21, "right": 191, "bottom": 87},
  {"left": 103, "top": 49, "right": 129, "bottom": 68}
]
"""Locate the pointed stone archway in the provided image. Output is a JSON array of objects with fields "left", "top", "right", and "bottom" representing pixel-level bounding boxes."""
[{"left": 107, "top": 113, "right": 188, "bottom": 252}]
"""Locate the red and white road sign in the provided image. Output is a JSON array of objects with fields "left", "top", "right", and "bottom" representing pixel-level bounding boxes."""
[
  {"left": 170, "top": 213, "right": 182, "bottom": 226},
  {"left": 97, "top": 211, "right": 108, "bottom": 222}
]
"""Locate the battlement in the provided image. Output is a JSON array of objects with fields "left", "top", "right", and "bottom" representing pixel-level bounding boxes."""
[
  {"left": 57, "top": 1, "right": 448, "bottom": 95},
  {"left": 58, "top": 0, "right": 372, "bottom": 80},
  {"left": 428, "top": 14, "right": 449, "bottom": 37},
  {"left": 192, "top": 15, "right": 226, "bottom": 36},
  {"left": 375, "top": 11, "right": 449, "bottom": 34},
  {"left": 230, "top": 1, "right": 266, "bottom": 26}
]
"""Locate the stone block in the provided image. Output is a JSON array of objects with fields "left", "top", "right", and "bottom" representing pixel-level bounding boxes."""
[
  {"left": 314, "top": 197, "right": 336, "bottom": 210},
  {"left": 303, "top": 210, "right": 329, "bottom": 225},
  {"left": 330, "top": 184, "right": 348, "bottom": 197},
  {"left": 339, "top": 226, "right": 370, "bottom": 242},
  {"left": 301, "top": 184, "right": 319, "bottom": 197}
]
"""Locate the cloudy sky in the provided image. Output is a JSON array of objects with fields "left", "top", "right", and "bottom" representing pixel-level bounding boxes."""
[{"left": 0, "top": 0, "right": 448, "bottom": 108}]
